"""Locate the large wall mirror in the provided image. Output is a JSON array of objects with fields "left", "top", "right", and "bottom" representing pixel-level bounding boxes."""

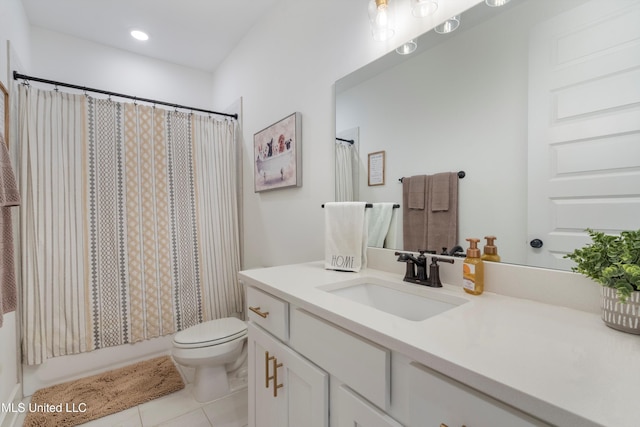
[{"left": 335, "top": 0, "right": 640, "bottom": 270}]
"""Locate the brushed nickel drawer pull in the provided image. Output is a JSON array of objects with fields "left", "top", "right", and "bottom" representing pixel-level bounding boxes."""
[{"left": 249, "top": 306, "right": 269, "bottom": 318}]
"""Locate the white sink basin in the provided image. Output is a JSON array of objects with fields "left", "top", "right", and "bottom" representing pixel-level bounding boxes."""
[{"left": 321, "top": 277, "right": 466, "bottom": 321}]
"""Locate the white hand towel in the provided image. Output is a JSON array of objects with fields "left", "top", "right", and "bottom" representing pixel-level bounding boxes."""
[
  {"left": 324, "top": 202, "right": 368, "bottom": 272},
  {"left": 384, "top": 206, "right": 399, "bottom": 249},
  {"left": 366, "top": 203, "right": 394, "bottom": 248}
]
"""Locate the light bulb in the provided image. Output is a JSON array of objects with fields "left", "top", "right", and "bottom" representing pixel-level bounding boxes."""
[
  {"left": 396, "top": 40, "right": 417, "bottom": 55},
  {"left": 375, "top": 4, "right": 388, "bottom": 26},
  {"left": 485, "top": 0, "right": 511, "bottom": 6},
  {"left": 412, "top": 0, "right": 438, "bottom": 18},
  {"left": 368, "top": 0, "right": 395, "bottom": 41},
  {"left": 484, "top": 0, "right": 511, "bottom": 7},
  {"left": 434, "top": 15, "right": 460, "bottom": 34}
]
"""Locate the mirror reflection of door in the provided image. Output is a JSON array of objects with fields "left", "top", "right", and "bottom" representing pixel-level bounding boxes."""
[{"left": 528, "top": 0, "right": 640, "bottom": 268}]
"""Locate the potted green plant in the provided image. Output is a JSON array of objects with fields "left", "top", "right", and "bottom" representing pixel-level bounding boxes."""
[{"left": 565, "top": 228, "right": 640, "bottom": 334}]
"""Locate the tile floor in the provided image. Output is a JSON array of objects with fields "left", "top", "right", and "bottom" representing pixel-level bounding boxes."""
[{"left": 15, "top": 361, "right": 249, "bottom": 427}]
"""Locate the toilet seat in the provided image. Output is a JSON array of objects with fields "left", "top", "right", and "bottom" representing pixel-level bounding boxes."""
[{"left": 173, "top": 317, "right": 247, "bottom": 349}]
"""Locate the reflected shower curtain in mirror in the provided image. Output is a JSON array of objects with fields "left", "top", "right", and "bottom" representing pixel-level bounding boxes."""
[
  {"left": 18, "top": 85, "right": 242, "bottom": 365},
  {"left": 335, "top": 142, "right": 355, "bottom": 202}
]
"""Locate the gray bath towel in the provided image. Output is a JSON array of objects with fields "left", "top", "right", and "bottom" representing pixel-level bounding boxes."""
[
  {"left": 403, "top": 175, "right": 429, "bottom": 252},
  {"left": 427, "top": 172, "right": 458, "bottom": 252},
  {"left": 0, "top": 135, "right": 20, "bottom": 327},
  {"left": 402, "top": 173, "right": 458, "bottom": 253}
]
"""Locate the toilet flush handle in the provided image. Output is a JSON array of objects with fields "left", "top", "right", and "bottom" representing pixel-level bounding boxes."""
[{"left": 249, "top": 306, "right": 270, "bottom": 318}]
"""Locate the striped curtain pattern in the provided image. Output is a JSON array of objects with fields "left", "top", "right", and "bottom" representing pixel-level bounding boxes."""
[{"left": 18, "top": 86, "right": 242, "bottom": 365}]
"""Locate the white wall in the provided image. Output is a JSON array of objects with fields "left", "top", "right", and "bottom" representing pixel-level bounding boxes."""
[
  {"left": 211, "top": 0, "right": 481, "bottom": 269},
  {"left": 29, "top": 27, "right": 214, "bottom": 109},
  {"left": 0, "top": 0, "right": 30, "bottom": 422}
]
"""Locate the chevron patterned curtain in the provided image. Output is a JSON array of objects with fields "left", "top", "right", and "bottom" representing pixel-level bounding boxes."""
[{"left": 18, "top": 86, "right": 242, "bottom": 365}]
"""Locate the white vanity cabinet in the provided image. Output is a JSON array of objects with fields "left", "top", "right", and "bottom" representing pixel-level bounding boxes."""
[
  {"left": 246, "top": 283, "right": 546, "bottom": 427},
  {"left": 246, "top": 286, "right": 329, "bottom": 427}
]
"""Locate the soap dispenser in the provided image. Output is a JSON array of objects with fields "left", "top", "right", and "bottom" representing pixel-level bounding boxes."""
[
  {"left": 463, "top": 238, "right": 484, "bottom": 295},
  {"left": 481, "top": 236, "right": 501, "bottom": 262}
]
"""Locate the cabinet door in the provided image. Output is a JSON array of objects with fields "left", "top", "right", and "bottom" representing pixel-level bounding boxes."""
[
  {"left": 249, "top": 325, "right": 286, "bottom": 427},
  {"left": 248, "top": 322, "right": 329, "bottom": 427},
  {"left": 336, "top": 385, "right": 404, "bottom": 427}
]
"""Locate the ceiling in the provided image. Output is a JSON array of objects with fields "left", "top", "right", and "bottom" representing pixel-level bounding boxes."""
[{"left": 21, "top": 0, "right": 280, "bottom": 72}]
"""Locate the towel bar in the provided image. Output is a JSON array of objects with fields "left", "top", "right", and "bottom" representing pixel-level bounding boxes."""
[
  {"left": 398, "top": 171, "right": 465, "bottom": 182},
  {"left": 321, "top": 203, "right": 400, "bottom": 208}
]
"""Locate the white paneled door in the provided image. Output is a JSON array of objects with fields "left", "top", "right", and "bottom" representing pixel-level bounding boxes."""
[{"left": 527, "top": 0, "right": 640, "bottom": 269}]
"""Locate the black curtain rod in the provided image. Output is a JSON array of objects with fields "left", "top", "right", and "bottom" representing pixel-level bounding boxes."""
[
  {"left": 336, "top": 137, "right": 355, "bottom": 144},
  {"left": 13, "top": 71, "right": 238, "bottom": 120},
  {"left": 321, "top": 203, "right": 400, "bottom": 208},
  {"left": 399, "top": 171, "right": 466, "bottom": 182}
]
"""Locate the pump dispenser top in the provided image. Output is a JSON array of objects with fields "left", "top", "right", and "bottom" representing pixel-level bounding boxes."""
[
  {"left": 466, "top": 238, "right": 481, "bottom": 258},
  {"left": 481, "top": 236, "right": 501, "bottom": 262}
]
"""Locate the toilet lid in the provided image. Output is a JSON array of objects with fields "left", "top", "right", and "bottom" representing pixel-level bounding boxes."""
[{"left": 173, "top": 317, "right": 247, "bottom": 348}]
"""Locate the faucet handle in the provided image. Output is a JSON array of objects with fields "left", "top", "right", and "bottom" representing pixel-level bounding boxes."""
[
  {"left": 426, "top": 257, "right": 455, "bottom": 288},
  {"left": 395, "top": 251, "right": 416, "bottom": 281}
]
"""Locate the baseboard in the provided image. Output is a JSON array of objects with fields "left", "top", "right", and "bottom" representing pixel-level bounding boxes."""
[
  {"left": 0, "top": 383, "right": 22, "bottom": 427},
  {"left": 23, "top": 336, "right": 174, "bottom": 396}
]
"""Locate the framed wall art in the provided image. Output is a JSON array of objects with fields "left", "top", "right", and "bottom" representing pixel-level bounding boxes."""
[
  {"left": 253, "top": 112, "right": 302, "bottom": 192},
  {"left": 368, "top": 150, "right": 385, "bottom": 186},
  {"left": 0, "top": 81, "right": 8, "bottom": 147}
]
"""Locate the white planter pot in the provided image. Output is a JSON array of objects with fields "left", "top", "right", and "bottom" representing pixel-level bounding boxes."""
[{"left": 601, "top": 287, "right": 640, "bottom": 334}]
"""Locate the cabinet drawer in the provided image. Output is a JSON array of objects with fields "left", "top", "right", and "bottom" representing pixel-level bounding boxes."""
[
  {"left": 408, "top": 362, "right": 549, "bottom": 427},
  {"left": 247, "top": 286, "right": 289, "bottom": 342},
  {"left": 290, "top": 308, "right": 390, "bottom": 410},
  {"left": 336, "top": 385, "right": 403, "bottom": 427}
]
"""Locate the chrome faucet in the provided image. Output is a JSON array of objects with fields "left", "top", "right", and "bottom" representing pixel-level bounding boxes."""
[{"left": 395, "top": 250, "right": 454, "bottom": 287}]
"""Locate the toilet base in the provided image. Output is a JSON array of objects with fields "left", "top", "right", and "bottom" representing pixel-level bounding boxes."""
[{"left": 193, "top": 365, "right": 230, "bottom": 402}]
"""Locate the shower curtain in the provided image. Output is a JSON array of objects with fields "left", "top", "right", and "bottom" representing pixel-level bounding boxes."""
[
  {"left": 18, "top": 85, "right": 242, "bottom": 365},
  {"left": 335, "top": 142, "right": 356, "bottom": 202}
]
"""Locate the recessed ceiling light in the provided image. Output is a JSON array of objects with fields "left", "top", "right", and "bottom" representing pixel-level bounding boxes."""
[{"left": 130, "top": 30, "right": 149, "bottom": 41}]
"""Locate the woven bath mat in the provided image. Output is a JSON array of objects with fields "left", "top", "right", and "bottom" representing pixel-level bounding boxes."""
[{"left": 23, "top": 355, "right": 185, "bottom": 427}]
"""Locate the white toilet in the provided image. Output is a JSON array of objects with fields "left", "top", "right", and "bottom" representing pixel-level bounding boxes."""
[{"left": 172, "top": 317, "right": 248, "bottom": 402}]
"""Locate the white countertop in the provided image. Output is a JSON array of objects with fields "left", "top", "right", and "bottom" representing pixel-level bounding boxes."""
[{"left": 239, "top": 261, "right": 640, "bottom": 427}]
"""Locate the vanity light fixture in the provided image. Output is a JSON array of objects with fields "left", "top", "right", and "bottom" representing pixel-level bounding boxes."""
[
  {"left": 412, "top": 0, "right": 438, "bottom": 17},
  {"left": 368, "top": 0, "right": 395, "bottom": 41},
  {"left": 434, "top": 15, "right": 460, "bottom": 34},
  {"left": 396, "top": 39, "right": 417, "bottom": 55},
  {"left": 485, "top": 0, "right": 511, "bottom": 6},
  {"left": 130, "top": 30, "right": 149, "bottom": 41}
]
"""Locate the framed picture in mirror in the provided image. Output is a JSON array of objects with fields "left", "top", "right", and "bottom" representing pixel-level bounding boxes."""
[{"left": 368, "top": 150, "right": 385, "bottom": 186}]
